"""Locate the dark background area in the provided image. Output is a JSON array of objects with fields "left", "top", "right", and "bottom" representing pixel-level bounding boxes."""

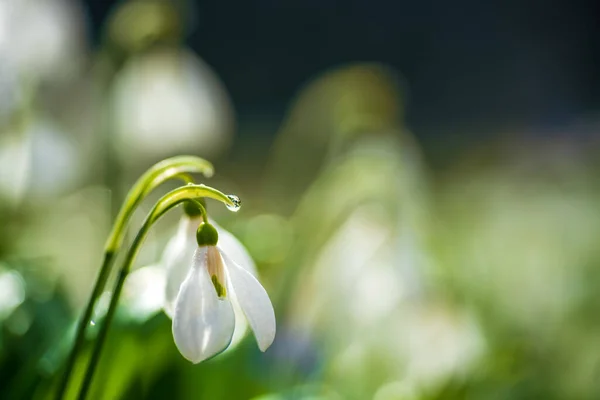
[{"left": 83, "top": 0, "right": 600, "bottom": 162}]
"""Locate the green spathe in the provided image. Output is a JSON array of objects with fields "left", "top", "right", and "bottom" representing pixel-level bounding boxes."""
[{"left": 196, "top": 223, "right": 219, "bottom": 246}]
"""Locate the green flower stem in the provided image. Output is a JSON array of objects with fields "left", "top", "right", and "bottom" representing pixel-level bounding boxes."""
[
  {"left": 55, "top": 156, "right": 213, "bottom": 400},
  {"left": 77, "top": 185, "right": 237, "bottom": 400},
  {"left": 198, "top": 202, "right": 209, "bottom": 224},
  {"left": 104, "top": 156, "right": 213, "bottom": 252}
]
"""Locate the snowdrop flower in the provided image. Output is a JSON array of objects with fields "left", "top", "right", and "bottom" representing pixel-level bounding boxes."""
[
  {"left": 164, "top": 214, "right": 275, "bottom": 363},
  {"left": 162, "top": 210, "right": 258, "bottom": 347}
]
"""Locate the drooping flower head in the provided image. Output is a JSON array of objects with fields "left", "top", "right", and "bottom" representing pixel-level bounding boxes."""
[{"left": 166, "top": 212, "right": 276, "bottom": 363}]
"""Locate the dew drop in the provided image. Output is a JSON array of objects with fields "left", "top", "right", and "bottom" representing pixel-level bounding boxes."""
[
  {"left": 226, "top": 195, "right": 241, "bottom": 212},
  {"left": 90, "top": 320, "right": 96, "bottom": 326}
]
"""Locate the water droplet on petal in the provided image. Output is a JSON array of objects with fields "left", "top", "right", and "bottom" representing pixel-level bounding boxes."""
[{"left": 226, "top": 195, "right": 241, "bottom": 212}]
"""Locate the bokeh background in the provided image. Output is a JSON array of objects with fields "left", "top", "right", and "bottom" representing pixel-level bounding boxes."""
[{"left": 2, "top": 0, "right": 600, "bottom": 399}]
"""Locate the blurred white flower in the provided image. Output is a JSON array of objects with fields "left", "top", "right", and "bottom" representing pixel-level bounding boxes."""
[
  {"left": 27, "top": 120, "right": 80, "bottom": 196},
  {"left": 112, "top": 48, "right": 234, "bottom": 165},
  {"left": 0, "top": 118, "right": 81, "bottom": 203},
  {"left": 122, "top": 265, "right": 166, "bottom": 322},
  {"left": 0, "top": 0, "right": 85, "bottom": 81},
  {"left": 289, "top": 201, "right": 484, "bottom": 394}
]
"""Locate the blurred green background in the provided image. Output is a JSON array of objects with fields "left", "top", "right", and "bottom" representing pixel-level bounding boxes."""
[{"left": 2, "top": 0, "right": 600, "bottom": 399}]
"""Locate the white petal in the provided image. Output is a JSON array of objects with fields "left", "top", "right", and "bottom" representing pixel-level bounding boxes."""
[
  {"left": 162, "top": 216, "right": 202, "bottom": 318},
  {"left": 209, "top": 218, "right": 257, "bottom": 346},
  {"left": 220, "top": 248, "right": 276, "bottom": 352},
  {"left": 229, "top": 289, "right": 249, "bottom": 348},
  {"left": 172, "top": 247, "right": 235, "bottom": 363},
  {"left": 210, "top": 218, "right": 257, "bottom": 277}
]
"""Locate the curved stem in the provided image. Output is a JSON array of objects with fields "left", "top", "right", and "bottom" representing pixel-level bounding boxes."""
[
  {"left": 104, "top": 156, "right": 214, "bottom": 252},
  {"left": 77, "top": 185, "right": 238, "bottom": 399},
  {"left": 196, "top": 201, "right": 208, "bottom": 224},
  {"left": 55, "top": 157, "right": 213, "bottom": 400}
]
